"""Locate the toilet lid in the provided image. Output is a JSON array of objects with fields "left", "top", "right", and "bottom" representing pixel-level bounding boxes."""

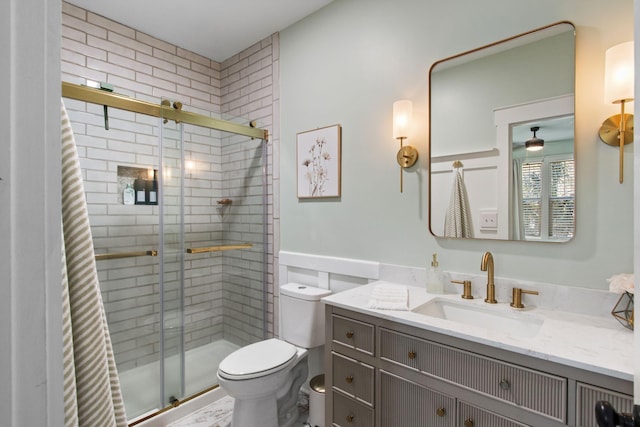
[{"left": 218, "top": 338, "right": 298, "bottom": 380}]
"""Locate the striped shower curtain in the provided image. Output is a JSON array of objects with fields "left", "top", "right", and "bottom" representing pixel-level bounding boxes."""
[{"left": 61, "top": 100, "right": 128, "bottom": 427}]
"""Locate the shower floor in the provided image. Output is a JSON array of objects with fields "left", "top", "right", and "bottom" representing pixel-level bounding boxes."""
[{"left": 120, "top": 339, "right": 240, "bottom": 421}]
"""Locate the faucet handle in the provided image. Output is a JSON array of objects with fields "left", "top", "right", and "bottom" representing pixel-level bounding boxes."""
[
  {"left": 510, "top": 288, "right": 539, "bottom": 308},
  {"left": 451, "top": 280, "right": 474, "bottom": 299}
]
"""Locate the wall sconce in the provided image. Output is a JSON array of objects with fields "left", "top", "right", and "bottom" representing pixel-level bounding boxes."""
[
  {"left": 393, "top": 100, "right": 418, "bottom": 192},
  {"left": 599, "top": 41, "right": 634, "bottom": 183}
]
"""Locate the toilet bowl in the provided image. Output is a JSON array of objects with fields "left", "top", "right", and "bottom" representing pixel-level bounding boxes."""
[{"left": 216, "top": 283, "right": 331, "bottom": 427}]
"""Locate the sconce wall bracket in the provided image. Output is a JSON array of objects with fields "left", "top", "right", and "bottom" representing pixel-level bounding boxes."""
[
  {"left": 599, "top": 110, "right": 634, "bottom": 183},
  {"left": 397, "top": 145, "right": 419, "bottom": 168},
  {"left": 599, "top": 113, "right": 634, "bottom": 147}
]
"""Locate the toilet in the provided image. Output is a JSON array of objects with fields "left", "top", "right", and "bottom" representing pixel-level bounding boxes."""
[{"left": 217, "top": 283, "right": 332, "bottom": 427}]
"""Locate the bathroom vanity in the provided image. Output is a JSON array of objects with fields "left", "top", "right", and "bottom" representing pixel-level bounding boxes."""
[{"left": 323, "top": 282, "right": 633, "bottom": 427}]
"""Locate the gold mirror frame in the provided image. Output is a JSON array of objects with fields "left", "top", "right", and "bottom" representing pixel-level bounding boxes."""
[{"left": 428, "top": 21, "right": 576, "bottom": 242}]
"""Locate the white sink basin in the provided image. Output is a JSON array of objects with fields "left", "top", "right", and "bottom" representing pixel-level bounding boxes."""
[{"left": 412, "top": 298, "right": 544, "bottom": 338}]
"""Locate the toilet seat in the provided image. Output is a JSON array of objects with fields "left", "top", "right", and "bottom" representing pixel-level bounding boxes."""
[{"left": 218, "top": 338, "right": 298, "bottom": 380}]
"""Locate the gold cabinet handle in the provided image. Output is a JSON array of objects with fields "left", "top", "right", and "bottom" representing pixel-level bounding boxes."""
[
  {"left": 345, "top": 375, "right": 354, "bottom": 384},
  {"left": 464, "top": 418, "right": 474, "bottom": 427},
  {"left": 436, "top": 407, "right": 446, "bottom": 417},
  {"left": 346, "top": 331, "right": 354, "bottom": 339},
  {"left": 408, "top": 351, "right": 417, "bottom": 359},
  {"left": 499, "top": 379, "right": 511, "bottom": 390},
  {"left": 346, "top": 414, "right": 355, "bottom": 423}
]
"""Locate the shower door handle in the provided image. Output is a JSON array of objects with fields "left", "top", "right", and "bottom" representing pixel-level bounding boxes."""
[
  {"left": 186, "top": 243, "right": 253, "bottom": 254},
  {"left": 95, "top": 250, "right": 157, "bottom": 261}
]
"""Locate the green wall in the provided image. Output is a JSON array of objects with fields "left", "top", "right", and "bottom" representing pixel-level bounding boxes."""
[{"left": 279, "top": 0, "right": 634, "bottom": 289}]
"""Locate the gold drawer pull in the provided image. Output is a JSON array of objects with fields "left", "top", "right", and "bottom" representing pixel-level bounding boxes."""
[
  {"left": 408, "top": 351, "right": 417, "bottom": 359},
  {"left": 346, "top": 331, "right": 354, "bottom": 339},
  {"left": 345, "top": 375, "right": 354, "bottom": 384},
  {"left": 464, "top": 418, "right": 474, "bottom": 427},
  {"left": 499, "top": 379, "right": 511, "bottom": 390},
  {"left": 346, "top": 414, "right": 355, "bottom": 423},
  {"left": 436, "top": 407, "right": 446, "bottom": 417}
]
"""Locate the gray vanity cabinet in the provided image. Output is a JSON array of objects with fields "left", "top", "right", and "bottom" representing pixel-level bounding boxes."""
[{"left": 325, "top": 305, "right": 633, "bottom": 427}]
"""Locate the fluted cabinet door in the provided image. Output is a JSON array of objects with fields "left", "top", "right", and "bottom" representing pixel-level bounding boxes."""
[
  {"left": 576, "top": 382, "right": 633, "bottom": 427},
  {"left": 379, "top": 370, "right": 455, "bottom": 427}
]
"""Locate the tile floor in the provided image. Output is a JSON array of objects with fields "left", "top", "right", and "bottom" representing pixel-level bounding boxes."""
[{"left": 168, "top": 392, "right": 312, "bottom": 427}]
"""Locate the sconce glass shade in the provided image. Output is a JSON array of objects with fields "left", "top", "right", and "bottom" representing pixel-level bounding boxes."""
[
  {"left": 393, "top": 100, "right": 413, "bottom": 139},
  {"left": 604, "top": 41, "right": 634, "bottom": 104}
]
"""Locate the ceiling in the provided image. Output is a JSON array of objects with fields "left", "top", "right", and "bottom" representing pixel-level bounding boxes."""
[
  {"left": 512, "top": 115, "right": 575, "bottom": 147},
  {"left": 66, "top": 0, "right": 333, "bottom": 62}
]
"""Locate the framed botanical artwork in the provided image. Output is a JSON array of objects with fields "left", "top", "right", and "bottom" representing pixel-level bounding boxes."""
[{"left": 296, "top": 124, "right": 341, "bottom": 198}]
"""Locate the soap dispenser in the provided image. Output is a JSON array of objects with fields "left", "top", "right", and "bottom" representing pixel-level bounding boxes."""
[
  {"left": 426, "top": 253, "right": 444, "bottom": 294},
  {"left": 123, "top": 183, "right": 135, "bottom": 205}
]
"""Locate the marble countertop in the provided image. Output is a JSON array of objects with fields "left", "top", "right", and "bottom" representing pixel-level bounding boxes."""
[{"left": 322, "top": 281, "right": 634, "bottom": 381}]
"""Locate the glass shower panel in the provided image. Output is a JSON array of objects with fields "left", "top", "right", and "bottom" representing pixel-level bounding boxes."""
[
  {"left": 159, "top": 111, "right": 185, "bottom": 405},
  {"left": 218, "top": 129, "right": 267, "bottom": 348},
  {"left": 178, "top": 120, "right": 266, "bottom": 397}
]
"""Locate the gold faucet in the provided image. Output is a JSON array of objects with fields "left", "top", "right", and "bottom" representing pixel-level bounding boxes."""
[
  {"left": 510, "top": 288, "right": 539, "bottom": 309},
  {"left": 480, "top": 251, "right": 497, "bottom": 303}
]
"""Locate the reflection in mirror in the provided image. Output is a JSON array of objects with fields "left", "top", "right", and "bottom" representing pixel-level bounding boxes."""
[{"left": 429, "top": 22, "right": 575, "bottom": 242}]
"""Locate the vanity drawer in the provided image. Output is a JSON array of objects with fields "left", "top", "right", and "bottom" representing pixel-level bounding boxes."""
[
  {"left": 332, "top": 390, "right": 373, "bottom": 427},
  {"left": 332, "top": 314, "right": 375, "bottom": 356},
  {"left": 576, "top": 382, "right": 633, "bottom": 427},
  {"left": 380, "top": 328, "right": 567, "bottom": 423},
  {"left": 379, "top": 370, "right": 455, "bottom": 427},
  {"left": 331, "top": 352, "right": 374, "bottom": 406},
  {"left": 458, "top": 400, "right": 528, "bottom": 427}
]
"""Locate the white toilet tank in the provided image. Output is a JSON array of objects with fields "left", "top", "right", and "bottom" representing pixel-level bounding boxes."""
[{"left": 280, "top": 283, "right": 332, "bottom": 348}]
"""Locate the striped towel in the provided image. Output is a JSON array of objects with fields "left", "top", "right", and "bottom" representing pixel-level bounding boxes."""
[
  {"left": 367, "top": 283, "right": 409, "bottom": 310},
  {"left": 444, "top": 169, "right": 473, "bottom": 238},
  {"left": 61, "top": 100, "right": 128, "bottom": 427}
]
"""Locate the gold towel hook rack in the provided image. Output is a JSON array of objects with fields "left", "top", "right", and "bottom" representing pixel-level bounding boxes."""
[{"left": 452, "top": 160, "right": 463, "bottom": 168}]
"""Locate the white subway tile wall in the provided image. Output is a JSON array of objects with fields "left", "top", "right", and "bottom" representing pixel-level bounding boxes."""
[{"left": 61, "top": 2, "right": 276, "bottom": 374}]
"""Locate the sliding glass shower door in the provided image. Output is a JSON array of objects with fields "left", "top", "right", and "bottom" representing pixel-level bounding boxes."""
[
  {"left": 64, "top": 89, "right": 267, "bottom": 421},
  {"left": 158, "top": 105, "right": 268, "bottom": 410}
]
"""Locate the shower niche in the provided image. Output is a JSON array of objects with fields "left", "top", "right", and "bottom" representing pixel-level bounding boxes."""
[
  {"left": 64, "top": 85, "right": 268, "bottom": 420},
  {"left": 117, "top": 165, "right": 158, "bottom": 205}
]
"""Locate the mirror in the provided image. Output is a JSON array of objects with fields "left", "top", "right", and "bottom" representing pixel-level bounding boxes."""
[{"left": 429, "top": 22, "right": 575, "bottom": 242}]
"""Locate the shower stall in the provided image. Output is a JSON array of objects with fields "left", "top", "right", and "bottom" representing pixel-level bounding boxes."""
[{"left": 63, "top": 82, "right": 269, "bottom": 420}]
